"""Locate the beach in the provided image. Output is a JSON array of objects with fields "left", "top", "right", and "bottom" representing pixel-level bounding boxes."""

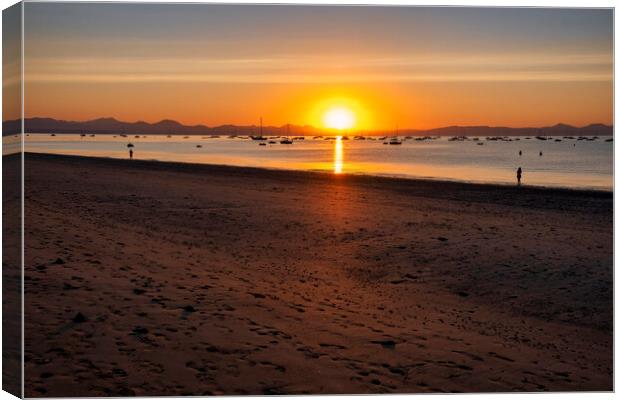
[{"left": 22, "top": 152, "right": 612, "bottom": 395}]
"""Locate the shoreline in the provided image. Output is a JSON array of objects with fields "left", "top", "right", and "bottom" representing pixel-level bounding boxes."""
[{"left": 23, "top": 152, "right": 614, "bottom": 197}]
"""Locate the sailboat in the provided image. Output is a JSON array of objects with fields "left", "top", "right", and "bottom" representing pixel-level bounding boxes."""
[
  {"left": 251, "top": 117, "right": 267, "bottom": 141},
  {"left": 389, "top": 125, "right": 402, "bottom": 145},
  {"left": 280, "top": 124, "right": 293, "bottom": 144}
]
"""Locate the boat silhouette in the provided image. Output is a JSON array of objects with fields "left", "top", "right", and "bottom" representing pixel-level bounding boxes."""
[
  {"left": 280, "top": 124, "right": 293, "bottom": 144},
  {"left": 251, "top": 117, "right": 267, "bottom": 140}
]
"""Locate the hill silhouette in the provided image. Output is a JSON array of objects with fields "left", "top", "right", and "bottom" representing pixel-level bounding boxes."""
[{"left": 2, "top": 117, "right": 613, "bottom": 137}]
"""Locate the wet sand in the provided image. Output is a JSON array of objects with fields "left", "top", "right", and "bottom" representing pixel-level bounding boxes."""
[{"left": 22, "top": 153, "right": 612, "bottom": 396}]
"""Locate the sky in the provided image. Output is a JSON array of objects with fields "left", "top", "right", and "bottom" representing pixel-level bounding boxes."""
[
  {"left": 3, "top": 3, "right": 21, "bottom": 122},
  {"left": 20, "top": 3, "right": 613, "bottom": 130}
]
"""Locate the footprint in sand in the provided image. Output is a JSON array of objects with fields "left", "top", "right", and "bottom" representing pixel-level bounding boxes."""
[{"left": 370, "top": 339, "right": 397, "bottom": 349}]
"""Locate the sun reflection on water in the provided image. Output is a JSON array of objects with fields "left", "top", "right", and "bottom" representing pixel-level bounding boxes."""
[{"left": 334, "top": 136, "right": 343, "bottom": 174}]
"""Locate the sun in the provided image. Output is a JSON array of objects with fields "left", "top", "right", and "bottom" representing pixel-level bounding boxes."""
[{"left": 323, "top": 107, "right": 355, "bottom": 130}]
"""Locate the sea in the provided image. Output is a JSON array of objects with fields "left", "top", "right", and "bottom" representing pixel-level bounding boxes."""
[{"left": 8, "top": 133, "right": 614, "bottom": 190}]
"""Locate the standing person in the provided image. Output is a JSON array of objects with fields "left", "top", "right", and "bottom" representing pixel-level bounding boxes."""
[
  {"left": 517, "top": 167, "right": 522, "bottom": 186},
  {"left": 129, "top": 149, "right": 133, "bottom": 159}
]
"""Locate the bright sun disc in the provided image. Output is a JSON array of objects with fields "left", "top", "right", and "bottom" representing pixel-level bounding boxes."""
[{"left": 323, "top": 107, "right": 355, "bottom": 130}]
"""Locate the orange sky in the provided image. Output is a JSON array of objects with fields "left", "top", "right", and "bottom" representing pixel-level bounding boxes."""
[
  {"left": 25, "top": 81, "right": 612, "bottom": 130},
  {"left": 19, "top": 4, "right": 614, "bottom": 130}
]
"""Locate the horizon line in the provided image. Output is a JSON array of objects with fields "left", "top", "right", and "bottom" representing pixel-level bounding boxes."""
[{"left": 9, "top": 116, "right": 614, "bottom": 132}]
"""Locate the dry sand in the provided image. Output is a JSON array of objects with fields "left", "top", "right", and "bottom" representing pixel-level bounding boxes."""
[
  {"left": 22, "top": 153, "right": 612, "bottom": 396},
  {"left": 3, "top": 153, "right": 22, "bottom": 397}
]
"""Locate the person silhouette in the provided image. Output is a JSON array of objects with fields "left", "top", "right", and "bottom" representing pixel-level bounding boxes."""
[
  {"left": 129, "top": 149, "right": 133, "bottom": 159},
  {"left": 517, "top": 167, "right": 522, "bottom": 186}
]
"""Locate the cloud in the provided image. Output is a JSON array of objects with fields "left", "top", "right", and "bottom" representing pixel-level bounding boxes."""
[{"left": 25, "top": 52, "right": 612, "bottom": 84}]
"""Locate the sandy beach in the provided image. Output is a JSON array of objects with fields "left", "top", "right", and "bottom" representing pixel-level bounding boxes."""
[{"left": 22, "top": 152, "right": 612, "bottom": 396}]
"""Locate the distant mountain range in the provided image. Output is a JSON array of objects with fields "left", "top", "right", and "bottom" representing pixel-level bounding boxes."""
[{"left": 2, "top": 117, "right": 613, "bottom": 137}]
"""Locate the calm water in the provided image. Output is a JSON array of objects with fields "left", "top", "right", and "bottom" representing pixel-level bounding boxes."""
[{"left": 21, "top": 133, "right": 613, "bottom": 190}]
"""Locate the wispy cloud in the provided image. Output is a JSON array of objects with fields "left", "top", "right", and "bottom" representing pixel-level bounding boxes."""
[{"left": 25, "top": 52, "right": 611, "bottom": 84}]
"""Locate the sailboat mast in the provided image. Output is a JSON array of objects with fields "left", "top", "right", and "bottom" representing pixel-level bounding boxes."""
[{"left": 260, "top": 117, "right": 263, "bottom": 137}]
